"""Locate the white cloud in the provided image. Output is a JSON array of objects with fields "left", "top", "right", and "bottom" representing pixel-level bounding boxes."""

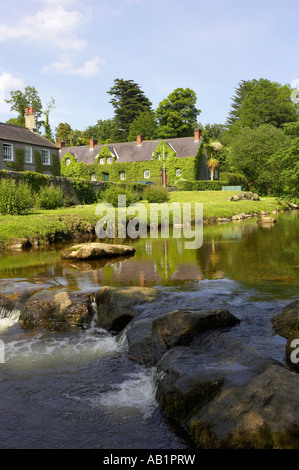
[
  {"left": 43, "top": 56, "right": 104, "bottom": 78},
  {"left": 0, "top": 1, "right": 87, "bottom": 52},
  {"left": 0, "top": 73, "right": 24, "bottom": 105}
]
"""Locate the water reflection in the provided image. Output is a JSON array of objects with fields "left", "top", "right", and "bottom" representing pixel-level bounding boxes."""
[{"left": 0, "top": 211, "right": 298, "bottom": 299}]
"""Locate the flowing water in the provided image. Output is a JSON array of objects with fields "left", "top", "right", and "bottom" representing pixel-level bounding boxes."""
[{"left": 0, "top": 211, "right": 298, "bottom": 449}]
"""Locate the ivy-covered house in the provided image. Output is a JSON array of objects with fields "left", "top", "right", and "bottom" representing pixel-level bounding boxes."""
[
  {"left": 0, "top": 108, "right": 60, "bottom": 176},
  {"left": 59, "top": 129, "right": 218, "bottom": 185}
]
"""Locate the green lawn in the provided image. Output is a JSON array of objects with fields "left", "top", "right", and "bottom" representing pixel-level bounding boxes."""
[
  {"left": 169, "top": 191, "right": 281, "bottom": 219},
  {"left": 0, "top": 191, "right": 284, "bottom": 249}
]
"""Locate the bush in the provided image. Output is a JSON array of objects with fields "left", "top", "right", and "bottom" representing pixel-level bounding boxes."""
[
  {"left": 144, "top": 185, "right": 170, "bottom": 203},
  {"left": 37, "top": 184, "right": 63, "bottom": 210},
  {"left": 100, "top": 185, "right": 141, "bottom": 207},
  {"left": 0, "top": 179, "right": 34, "bottom": 215},
  {"left": 72, "top": 179, "right": 97, "bottom": 204},
  {"left": 176, "top": 180, "right": 223, "bottom": 191}
]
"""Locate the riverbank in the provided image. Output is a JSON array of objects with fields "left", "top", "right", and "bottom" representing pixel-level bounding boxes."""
[{"left": 0, "top": 190, "right": 293, "bottom": 251}]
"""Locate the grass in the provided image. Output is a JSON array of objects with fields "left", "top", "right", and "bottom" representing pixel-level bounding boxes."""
[{"left": 0, "top": 191, "right": 286, "bottom": 250}]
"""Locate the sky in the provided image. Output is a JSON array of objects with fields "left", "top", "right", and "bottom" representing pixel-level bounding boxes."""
[{"left": 0, "top": 0, "right": 298, "bottom": 135}]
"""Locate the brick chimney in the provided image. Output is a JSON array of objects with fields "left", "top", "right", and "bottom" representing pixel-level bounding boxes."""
[
  {"left": 136, "top": 134, "right": 143, "bottom": 146},
  {"left": 24, "top": 107, "right": 36, "bottom": 132},
  {"left": 89, "top": 138, "right": 97, "bottom": 150},
  {"left": 194, "top": 128, "right": 202, "bottom": 142},
  {"left": 57, "top": 141, "right": 65, "bottom": 150}
]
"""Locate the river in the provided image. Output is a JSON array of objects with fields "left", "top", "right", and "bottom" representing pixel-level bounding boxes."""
[{"left": 0, "top": 211, "right": 298, "bottom": 449}]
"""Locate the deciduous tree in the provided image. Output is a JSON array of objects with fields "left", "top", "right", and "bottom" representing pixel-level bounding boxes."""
[{"left": 156, "top": 88, "right": 200, "bottom": 138}]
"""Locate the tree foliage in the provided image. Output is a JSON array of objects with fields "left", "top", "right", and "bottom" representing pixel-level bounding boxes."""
[
  {"left": 107, "top": 79, "right": 152, "bottom": 141},
  {"left": 128, "top": 111, "right": 158, "bottom": 141},
  {"left": 156, "top": 88, "right": 201, "bottom": 138},
  {"left": 226, "top": 78, "right": 298, "bottom": 132},
  {"left": 228, "top": 124, "right": 291, "bottom": 194},
  {"left": 5, "top": 86, "right": 43, "bottom": 130}
]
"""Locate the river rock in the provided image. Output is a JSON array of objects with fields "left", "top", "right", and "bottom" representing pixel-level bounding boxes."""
[
  {"left": 285, "top": 332, "right": 299, "bottom": 373},
  {"left": 257, "top": 217, "right": 277, "bottom": 226},
  {"left": 60, "top": 242, "right": 136, "bottom": 260},
  {"left": 95, "top": 286, "right": 158, "bottom": 332},
  {"left": 152, "top": 309, "right": 240, "bottom": 349},
  {"left": 118, "top": 317, "right": 167, "bottom": 365},
  {"left": 20, "top": 289, "right": 94, "bottom": 331},
  {"left": 232, "top": 213, "right": 246, "bottom": 221},
  {"left": 272, "top": 300, "right": 299, "bottom": 339},
  {"left": 154, "top": 332, "right": 299, "bottom": 448}
]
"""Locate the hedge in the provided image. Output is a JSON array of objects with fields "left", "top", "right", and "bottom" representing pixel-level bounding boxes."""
[{"left": 176, "top": 180, "right": 223, "bottom": 191}]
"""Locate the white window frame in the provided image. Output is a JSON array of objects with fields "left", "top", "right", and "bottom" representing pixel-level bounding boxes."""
[
  {"left": 144, "top": 170, "right": 150, "bottom": 179},
  {"left": 25, "top": 146, "right": 33, "bottom": 164},
  {"left": 120, "top": 171, "right": 126, "bottom": 181},
  {"left": 99, "top": 157, "right": 105, "bottom": 165},
  {"left": 65, "top": 158, "right": 71, "bottom": 166},
  {"left": 107, "top": 157, "right": 112, "bottom": 164},
  {"left": 176, "top": 168, "right": 181, "bottom": 177},
  {"left": 42, "top": 149, "right": 51, "bottom": 166},
  {"left": 91, "top": 174, "right": 97, "bottom": 181},
  {"left": 3, "top": 142, "right": 13, "bottom": 161}
]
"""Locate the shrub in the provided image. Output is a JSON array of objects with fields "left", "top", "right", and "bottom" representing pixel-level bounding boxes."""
[
  {"left": 0, "top": 179, "right": 34, "bottom": 215},
  {"left": 72, "top": 179, "right": 97, "bottom": 204},
  {"left": 144, "top": 185, "right": 170, "bottom": 203},
  {"left": 100, "top": 185, "right": 141, "bottom": 207},
  {"left": 37, "top": 184, "right": 63, "bottom": 210},
  {"left": 176, "top": 180, "right": 223, "bottom": 191}
]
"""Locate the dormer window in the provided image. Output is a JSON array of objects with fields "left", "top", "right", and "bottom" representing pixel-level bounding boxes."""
[
  {"left": 99, "top": 157, "right": 105, "bottom": 164},
  {"left": 65, "top": 158, "right": 71, "bottom": 166},
  {"left": 107, "top": 157, "right": 112, "bottom": 164}
]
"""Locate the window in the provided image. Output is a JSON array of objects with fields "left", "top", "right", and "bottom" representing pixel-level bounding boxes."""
[
  {"left": 100, "top": 158, "right": 105, "bottom": 165},
  {"left": 65, "top": 158, "right": 71, "bottom": 166},
  {"left": 107, "top": 157, "right": 112, "bottom": 164},
  {"left": 3, "top": 143, "right": 13, "bottom": 161},
  {"left": 91, "top": 174, "right": 97, "bottom": 181},
  {"left": 120, "top": 172, "right": 126, "bottom": 181},
  {"left": 25, "top": 146, "right": 33, "bottom": 164},
  {"left": 176, "top": 168, "right": 181, "bottom": 177},
  {"left": 144, "top": 170, "right": 150, "bottom": 179},
  {"left": 42, "top": 149, "right": 51, "bottom": 165}
]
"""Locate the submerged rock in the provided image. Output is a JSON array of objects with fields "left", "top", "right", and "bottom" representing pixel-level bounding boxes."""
[
  {"left": 20, "top": 289, "right": 94, "bottom": 331},
  {"left": 60, "top": 242, "right": 135, "bottom": 261},
  {"left": 95, "top": 285, "right": 158, "bottom": 332}
]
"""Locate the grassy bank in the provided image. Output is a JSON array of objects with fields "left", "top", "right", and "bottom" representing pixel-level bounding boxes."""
[{"left": 0, "top": 191, "right": 287, "bottom": 250}]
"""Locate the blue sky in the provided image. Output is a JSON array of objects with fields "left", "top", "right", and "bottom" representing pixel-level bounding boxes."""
[{"left": 0, "top": 0, "right": 298, "bottom": 135}]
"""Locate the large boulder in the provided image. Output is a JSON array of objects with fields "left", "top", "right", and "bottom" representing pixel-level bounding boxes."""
[
  {"left": 189, "top": 365, "right": 299, "bottom": 449},
  {"left": 95, "top": 286, "right": 158, "bottom": 332},
  {"left": 152, "top": 308, "right": 240, "bottom": 349},
  {"left": 118, "top": 317, "right": 167, "bottom": 366},
  {"left": 116, "top": 308, "right": 240, "bottom": 366},
  {"left": 60, "top": 242, "right": 135, "bottom": 261},
  {"left": 19, "top": 289, "right": 94, "bottom": 331},
  {"left": 154, "top": 333, "right": 299, "bottom": 448}
]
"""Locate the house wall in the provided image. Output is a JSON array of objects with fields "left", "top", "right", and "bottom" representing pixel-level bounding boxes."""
[
  {"left": 0, "top": 139, "right": 60, "bottom": 176},
  {"left": 60, "top": 145, "right": 214, "bottom": 185}
]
